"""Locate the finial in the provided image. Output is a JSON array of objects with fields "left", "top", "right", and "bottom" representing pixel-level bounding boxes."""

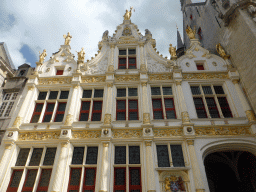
[
  {"left": 63, "top": 32, "right": 72, "bottom": 45},
  {"left": 186, "top": 26, "right": 196, "bottom": 39},
  {"left": 123, "top": 6, "right": 134, "bottom": 20},
  {"left": 169, "top": 44, "right": 177, "bottom": 60},
  {"left": 38, "top": 49, "right": 47, "bottom": 64},
  {"left": 76, "top": 47, "right": 85, "bottom": 63}
]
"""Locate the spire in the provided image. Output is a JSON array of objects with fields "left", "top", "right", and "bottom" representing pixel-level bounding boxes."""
[{"left": 177, "top": 26, "right": 184, "bottom": 50}]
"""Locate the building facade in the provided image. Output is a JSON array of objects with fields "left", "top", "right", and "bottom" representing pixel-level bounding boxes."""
[{"left": 0, "top": 12, "right": 255, "bottom": 192}]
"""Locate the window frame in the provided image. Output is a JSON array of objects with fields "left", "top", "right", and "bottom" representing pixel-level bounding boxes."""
[
  {"left": 118, "top": 47, "right": 137, "bottom": 69},
  {"left": 0, "top": 92, "right": 18, "bottom": 118}
]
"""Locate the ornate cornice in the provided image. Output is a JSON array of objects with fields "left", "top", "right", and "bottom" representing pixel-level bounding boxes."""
[
  {"left": 18, "top": 131, "right": 61, "bottom": 141},
  {"left": 183, "top": 72, "right": 228, "bottom": 80},
  {"left": 38, "top": 77, "right": 72, "bottom": 85},
  {"left": 115, "top": 75, "right": 140, "bottom": 82},
  {"left": 112, "top": 129, "right": 142, "bottom": 138},
  {"left": 81, "top": 76, "right": 106, "bottom": 83},
  {"left": 194, "top": 126, "right": 252, "bottom": 136},
  {"left": 72, "top": 130, "right": 101, "bottom": 139},
  {"left": 148, "top": 74, "right": 172, "bottom": 81},
  {"left": 153, "top": 128, "right": 183, "bottom": 137}
]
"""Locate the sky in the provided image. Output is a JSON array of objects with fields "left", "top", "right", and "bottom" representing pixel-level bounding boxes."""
[{"left": 0, "top": 0, "right": 204, "bottom": 68}]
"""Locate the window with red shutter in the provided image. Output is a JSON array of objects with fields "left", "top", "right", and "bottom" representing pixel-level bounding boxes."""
[
  {"left": 43, "top": 102, "right": 55, "bottom": 122},
  {"left": 6, "top": 170, "right": 23, "bottom": 192},
  {"left": 56, "top": 70, "right": 63, "bottom": 75},
  {"left": 196, "top": 64, "right": 204, "bottom": 70},
  {"left": 36, "top": 169, "right": 52, "bottom": 192},
  {"left": 118, "top": 48, "right": 136, "bottom": 69},
  {"left": 30, "top": 103, "right": 44, "bottom": 123},
  {"left": 54, "top": 102, "right": 67, "bottom": 122}
]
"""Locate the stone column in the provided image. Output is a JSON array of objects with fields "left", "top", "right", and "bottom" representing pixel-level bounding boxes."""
[
  {"left": 232, "top": 80, "right": 256, "bottom": 121},
  {"left": 51, "top": 142, "right": 69, "bottom": 192},
  {"left": 141, "top": 82, "right": 151, "bottom": 124},
  {"left": 99, "top": 142, "right": 110, "bottom": 192},
  {"left": 187, "top": 140, "right": 205, "bottom": 192},
  {"left": 175, "top": 81, "right": 190, "bottom": 123},
  {"left": 145, "top": 141, "right": 156, "bottom": 192},
  {"left": 107, "top": 44, "right": 115, "bottom": 72},
  {"left": 104, "top": 83, "right": 113, "bottom": 124},
  {"left": 0, "top": 144, "right": 14, "bottom": 188}
]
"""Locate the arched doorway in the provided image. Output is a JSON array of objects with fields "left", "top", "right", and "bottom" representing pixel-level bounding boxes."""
[{"left": 204, "top": 151, "right": 256, "bottom": 192}]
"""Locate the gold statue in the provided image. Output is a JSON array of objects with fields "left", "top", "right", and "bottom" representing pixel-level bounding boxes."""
[
  {"left": 186, "top": 26, "right": 196, "bottom": 39},
  {"left": 77, "top": 47, "right": 85, "bottom": 61},
  {"left": 39, "top": 49, "right": 47, "bottom": 63},
  {"left": 169, "top": 44, "right": 177, "bottom": 57},
  {"left": 216, "top": 43, "right": 230, "bottom": 59},
  {"left": 63, "top": 32, "right": 72, "bottom": 45},
  {"left": 165, "top": 177, "right": 171, "bottom": 192},
  {"left": 123, "top": 7, "right": 133, "bottom": 20}
]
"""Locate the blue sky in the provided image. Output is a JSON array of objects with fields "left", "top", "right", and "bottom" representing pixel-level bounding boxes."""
[{"left": 0, "top": 0, "right": 204, "bottom": 68}]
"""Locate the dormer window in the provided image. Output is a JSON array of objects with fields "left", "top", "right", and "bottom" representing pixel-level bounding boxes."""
[
  {"left": 18, "top": 70, "right": 26, "bottom": 77},
  {"left": 56, "top": 70, "right": 63, "bottom": 75},
  {"left": 118, "top": 48, "right": 136, "bottom": 69},
  {"left": 196, "top": 62, "right": 205, "bottom": 70}
]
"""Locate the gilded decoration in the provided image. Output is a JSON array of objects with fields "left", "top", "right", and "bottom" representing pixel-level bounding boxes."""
[
  {"left": 13, "top": 116, "right": 22, "bottom": 128},
  {"left": 103, "top": 143, "right": 109, "bottom": 147},
  {"left": 37, "top": 49, "right": 47, "bottom": 64},
  {"left": 181, "top": 111, "right": 190, "bottom": 124},
  {"left": 194, "top": 126, "right": 251, "bottom": 136},
  {"left": 140, "top": 64, "right": 147, "bottom": 72},
  {"left": 216, "top": 43, "right": 230, "bottom": 59},
  {"left": 108, "top": 65, "right": 114, "bottom": 72},
  {"left": 145, "top": 141, "right": 152, "bottom": 146},
  {"left": 165, "top": 176, "right": 186, "bottom": 192},
  {"left": 107, "top": 83, "right": 113, "bottom": 87},
  {"left": 104, "top": 114, "right": 112, "bottom": 125},
  {"left": 149, "top": 74, "right": 172, "bottom": 81},
  {"left": 5, "top": 145, "right": 12, "bottom": 149},
  {"left": 183, "top": 73, "right": 228, "bottom": 80},
  {"left": 64, "top": 114, "right": 73, "bottom": 126},
  {"left": 187, "top": 140, "right": 194, "bottom": 145},
  {"left": 143, "top": 113, "right": 150, "bottom": 124},
  {"left": 63, "top": 32, "right": 72, "bottom": 45},
  {"left": 122, "top": 26, "right": 132, "bottom": 36},
  {"left": 153, "top": 128, "right": 183, "bottom": 137},
  {"left": 115, "top": 75, "right": 139, "bottom": 82},
  {"left": 112, "top": 129, "right": 142, "bottom": 138},
  {"left": 39, "top": 77, "right": 72, "bottom": 85},
  {"left": 123, "top": 7, "right": 133, "bottom": 20},
  {"left": 72, "top": 131, "right": 101, "bottom": 139},
  {"left": 82, "top": 76, "right": 106, "bottom": 83},
  {"left": 19, "top": 131, "right": 60, "bottom": 141},
  {"left": 28, "top": 86, "right": 34, "bottom": 91},
  {"left": 61, "top": 142, "right": 69, "bottom": 148},
  {"left": 246, "top": 110, "right": 256, "bottom": 122},
  {"left": 186, "top": 26, "right": 196, "bottom": 39}
]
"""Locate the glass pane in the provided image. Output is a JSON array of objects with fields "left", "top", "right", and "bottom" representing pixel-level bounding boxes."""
[
  {"left": 55, "top": 114, "right": 64, "bottom": 122},
  {"left": 117, "top": 112, "right": 126, "bottom": 120},
  {"left": 83, "top": 90, "right": 92, "bottom": 98},
  {"left": 11, "top": 93, "right": 18, "bottom": 100},
  {"left": 72, "top": 147, "right": 85, "bottom": 164},
  {"left": 165, "top": 99, "right": 174, "bottom": 108},
  {"left": 153, "top": 111, "right": 163, "bottom": 119},
  {"left": 119, "top": 58, "right": 126, "bottom": 64},
  {"left": 31, "top": 115, "right": 40, "bottom": 123},
  {"left": 129, "top": 100, "right": 137, "bottom": 109},
  {"left": 129, "top": 146, "right": 140, "bottom": 164},
  {"left": 171, "top": 145, "right": 185, "bottom": 167},
  {"left": 206, "top": 98, "right": 219, "bottom": 118},
  {"left": 117, "top": 89, "right": 126, "bottom": 97},
  {"left": 152, "top": 99, "right": 162, "bottom": 109},
  {"left": 16, "top": 148, "right": 30, "bottom": 166},
  {"left": 93, "top": 101, "right": 102, "bottom": 110},
  {"left": 80, "top": 113, "right": 89, "bottom": 121},
  {"left": 119, "top": 65, "right": 126, "bottom": 69},
  {"left": 58, "top": 103, "right": 66, "bottom": 111},
  {"left": 48, "top": 91, "right": 58, "bottom": 99},
  {"left": 191, "top": 86, "right": 201, "bottom": 95},
  {"left": 35, "top": 104, "right": 43, "bottom": 112},
  {"left": 115, "top": 146, "right": 126, "bottom": 164},
  {"left": 10, "top": 170, "right": 23, "bottom": 188},
  {"left": 218, "top": 97, "right": 232, "bottom": 117},
  {"left": 129, "top": 112, "right": 138, "bottom": 120},
  {"left": 214, "top": 86, "right": 224, "bottom": 94},
  {"left": 156, "top": 145, "right": 170, "bottom": 167},
  {"left": 194, "top": 98, "right": 207, "bottom": 118},
  {"left": 115, "top": 168, "right": 125, "bottom": 185},
  {"left": 128, "top": 88, "right": 137, "bottom": 96},
  {"left": 24, "top": 169, "right": 38, "bottom": 187},
  {"left": 29, "top": 148, "right": 43, "bottom": 166},
  {"left": 84, "top": 169, "right": 95, "bottom": 186},
  {"left": 70, "top": 169, "right": 81, "bottom": 186},
  {"left": 82, "top": 102, "right": 90, "bottom": 111},
  {"left": 92, "top": 113, "right": 101, "bottom": 121},
  {"left": 46, "top": 103, "right": 55, "bottom": 112},
  {"left": 43, "top": 115, "right": 52, "bottom": 122},
  {"left": 128, "top": 64, "right": 136, "bottom": 69},
  {"left": 129, "top": 58, "right": 136, "bottom": 64},
  {"left": 202, "top": 86, "right": 213, "bottom": 94},
  {"left": 117, "top": 100, "right": 126, "bottom": 110},
  {"left": 128, "top": 49, "right": 136, "bottom": 55},
  {"left": 38, "top": 169, "right": 52, "bottom": 187},
  {"left": 166, "top": 111, "right": 176, "bottom": 119},
  {"left": 59, "top": 91, "right": 69, "bottom": 99},
  {"left": 43, "top": 148, "right": 57, "bottom": 165},
  {"left": 38, "top": 92, "right": 47, "bottom": 100},
  {"left": 163, "top": 87, "right": 172, "bottom": 95},
  {"left": 94, "top": 89, "right": 104, "bottom": 98},
  {"left": 130, "top": 168, "right": 140, "bottom": 185},
  {"left": 151, "top": 87, "right": 161, "bottom": 95},
  {"left": 119, "top": 50, "right": 126, "bottom": 55},
  {"left": 85, "top": 147, "right": 98, "bottom": 164}
]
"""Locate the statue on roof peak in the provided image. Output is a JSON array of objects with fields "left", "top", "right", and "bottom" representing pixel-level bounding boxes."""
[
  {"left": 63, "top": 32, "right": 72, "bottom": 45},
  {"left": 123, "top": 7, "right": 134, "bottom": 20}
]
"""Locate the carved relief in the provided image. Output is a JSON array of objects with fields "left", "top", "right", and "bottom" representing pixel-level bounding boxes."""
[
  {"left": 153, "top": 128, "right": 183, "bottom": 137},
  {"left": 19, "top": 131, "right": 60, "bottom": 140},
  {"left": 72, "top": 131, "right": 101, "bottom": 139},
  {"left": 246, "top": 110, "right": 256, "bottom": 122},
  {"left": 165, "top": 176, "right": 186, "bottom": 192},
  {"left": 104, "top": 114, "right": 112, "bottom": 125},
  {"left": 194, "top": 126, "right": 251, "bottom": 136},
  {"left": 183, "top": 73, "right": 228, "bottom": 80},
  {"left": 39, "top": 77, "right": 72, "bottom": 85},
  {"left": 108, "top": 65, "right": 114, "bottom": 72},
  {"left": 85, "top": 56, "right": 108, "bottom": 74},
  {"left": 64, "top": 114, "right": 73, "bottom": 126},
  {"left": 146, "top": 54, "right": 167, "bottom": 72},
  {"left": 149, "top": 74, "right": 172, "bottom": 81},
  {"left": 13, "top": 116, "right": 22, "bottom": 128},
  {"left": 181, "top": 111, "right": 190, "bottom": 124},
  {"left": 115, "top": 75, "right": 140, "bottom": 82},
  {"left": 112, "top": 129, "right": 142, "bottom": 138},
  {"left": 82, "top": 76, "right": 106, "bottom": 83},
  {"left": 143, "top": 113, "right": 150, "bottom": 124}
]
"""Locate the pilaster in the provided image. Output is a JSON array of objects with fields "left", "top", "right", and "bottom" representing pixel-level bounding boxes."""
[
  {"left": 145, "top": 141, "right": 156, "bottom": 192},
  {"left": 99, "top": 142, "right": 110, "bottom": 192}
]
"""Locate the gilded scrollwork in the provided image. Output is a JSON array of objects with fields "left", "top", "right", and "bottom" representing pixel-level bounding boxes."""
[
  {"left": 153, "top": 128, "right": 183, "bottom": 137},
  {"left": 194, "top": 126, "right": 251, "bottom": 136},
  {"left": 148, "top": 74, "right": 172, "bottom": 81},
  {"left": 112, "top": 129, "right": 142, "bottom": 138},
  {"left": 72, "top": 131, "right": 101, "bottom": 139},
  {"left": 183, "top": 73, "right": 228, "bottom": 80},
  {"left": 39, "top": 77, "right": 72, "bottom": 85},
  {"left": 19, "top": 131, "right": 60, "bottom": 141},
  {"left": 246, "top": 110, "right": 256, "bottom": 122},
  {"left": 82, "top": 76, "right": 106, "bottom": 83},
  {"left": 115, "top": 75, "right": 139, "bottom": 82}
]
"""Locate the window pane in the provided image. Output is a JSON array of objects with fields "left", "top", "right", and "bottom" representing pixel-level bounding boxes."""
[
  {"left": 191, "top": 86, "right": 201, "bottom": 95},
  {"left": 11, "top": 93, "right": 18, "bottom": 100},
  {"left": 129, "top": 58, "right": 136, "bottom": 64},
  {"left": 37, "top": 169, "right": 52, "bottom": 188},
  {"left": 129, "top": 112, "right": 138, "bottom": 120},
  {"left": 119, "top": 50, "right": 126, "bottom": 55},
  {"left": 29, "top": 148, "right": 43, "bottom": 166},
  {"left": 4, "top": 102, "right": 14, "bottom": 117},
  {"left": 55, "top": 114, "right": 64, "bottom": 122},
  {"left": 70, "top": 168, "right": 82, "bottom": 186},
  {"left": 92, "top": 113, "right": 101, "bottom": 121},
  {"left": 72, "top": 147, "right": 85, "bottom": 164},
  {"left": 49, "top": 91, "right": 58, "bottom": 99},
  {"left": 83, "top": 90, "right": 92, "bottom": 98},
  {"left": 85, "top": 147, "right": 98, "bottom": 164},
  {"left": 128, "top": 88, "right": 137, "bottom": 96},
  {"left": 24, "top": 169, "right": 38, "bottom": 187},
  {"left": 35, "top": 103, "right": 44, "bottom": 112},
  {"left": 43, "top": 148, "right": 57, "bottom": 165},
  {"left": 58, "top": 103, "right": 66, "bottom": 111},
  {"left": 117, "top": 89, "right": 126, "bottom": 97},
  {"left": 0, "top": 102, "right": 7, "bottom": 117},
  {"left": 156, "top": 145, "right": 170, "bottom": 167},
  {"left": 129, "top": 100, "right": 137, "bottom": 109},
  {"left": 115, "top": 146, "right": 126, "bottom": 164},
  {"left": 153, "top": 111, "right": 163, "bottom": 119},
  {"left": 193, "top": 98, "right": 207, "bottom": 118},
  {"left": 196, "top": 64, "right": 204, "bottom": 70},
  {"left": 31, "top": 115, "right": 40, "bottom": 123},
  {"left": 171, "top": 145, "right": 185, "bottom": 167},
  {"left": 151, "top": 87, "right": 161, "bottom": 95},
  {"left": 129, "top": 146, "right": 140, "bottom": 164},
  {"left": 206, "top": 97, "right": 219, "bottom": 118},
  {"left": 119, "top": 58, "right": 126, "bottom": 64},
  {"left": 80, "top": 113, "right": 89, "bottom": 121},
  {"left": 93, "top": 101, "right": 102, "bottom": 110},
  {"left": 43, "top": 115, "right": 52, "bottom": 122},
  {"left": 130, "top": 168, "right": 141, "bottom": 185},
  {"left": 16, "top": 148, "right": 30, "bottom": 166},
  {"left": 202, "top": 86, "right": 213, "bottom": 94},
  {"left": 117, "top": 100, "right": 126, "bottom": 110},
  {"left": 84, "top": 168, "right": 96, "bottom": 186},
  {"left": 166, "top": 111, "right": 176, "bottom": 119},
  {"left": 128, "top": 49, "right": 136, "bottom": 55},
  {"left": 9, "top": 170, "right": 23, "bottom": 188},
  {"left": 152, "top": 99, "right": 162, "bottom": 109},
  {"left": 214, "top": 86, "right": 224, "bottom": 94},
  {"left": 163, "top": 87, "right": 172, "bottom": 95},
  {"left": 218, "top": 97, "right": 232, "bottom": 117},
  {"left": 117, "top": 112, "right": 126, "bottom": 120},
  {"left": 165, "top": 99, "right": 174, "bottom": 108},
  {"left": 115, "top": 168, "right": 126, "bottom": 185},
  {"left": 46, "top": 103, "right": 55, "bottom": 112},
  {"left": 59, "top": 91, "right": 69, "bottom": 99},
  {"left": 94, "top": 89, "right": 104, "bottom": 98},
  {"left": 82, "top": 102, "right": 90, "bottom": 111},
  {"left": 38, "top": 92, "right": 47, "bottom": 100}
]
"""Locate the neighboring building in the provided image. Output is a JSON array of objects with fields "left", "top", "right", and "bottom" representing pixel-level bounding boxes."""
[
  {"left": 180, "top": 0, "right": 256, "bottom": 114},
  {"left": 0, "top": 11, "right": 255, "bottom": 192}
]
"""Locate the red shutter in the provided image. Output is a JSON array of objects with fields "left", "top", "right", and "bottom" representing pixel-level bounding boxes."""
[
  {"left": 42, "top": 103, "right": 55, "bottom": 122},
  {"left": 196, "top": 64, "right": 204, "bottom": 70},
  {"left": 91, "top": 101, "right": 103, "bottom": 121},
  {"left": 21, "top": 169, "right": 38, "bottom": 192},
  {"left": 128, "top": 57, "right": 136, "bottom": 69},
  {"left": 128, "top": 99, "right": 138, "bottom": 120},
  {"left": 164, "top": 98, "right": 176, "bottom": 119},
  {"left": 152, "top": 99, "right": 164, "bottom": 119},
  {"left": 67, "top": 168, "right": 82, "bottom": 192},
  {"left": 7, "top": 170, "right": 23, "bottom": 192},
  {"left": 79, "top": 101, "right": 91, "bottom": 121},
  {"left": 56, "top": 70, "right": 63, "bottom": 75},
  {"left": 36, "top": 169, "right": 52, "bottom": 192},
  {"left": 114, "top": 167, "right": 126, "bottom": 192},
  {"left": 30, "top": 103, "right": 44, "bottom": 123},
  {"left": 129, "top": 167, "right": 142, "bottom": 191},
  {"left": 116, "top": 100, "right": 126, "bottom": 120},
  {"left": 119, "top": 58, "right": 126, "bottom": 69},
  {"left": 83, "top": 168, "right": 97, "bottom": 191}
]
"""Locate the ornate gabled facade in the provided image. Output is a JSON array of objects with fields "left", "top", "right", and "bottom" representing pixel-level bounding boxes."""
[{"left": 0, "top": 9, "right": 255, "bottom": 192}]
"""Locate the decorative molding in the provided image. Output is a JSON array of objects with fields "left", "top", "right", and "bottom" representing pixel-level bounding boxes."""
[
  {"left": 141, "top": 82, "right": 147, "bottom": 87},
  {"left": 13, "top": 116, "right": 22, "bottom": 128},
  {"left": 145, "top": 141, "right": 152, "bottom": 146},
  {"left": 149, "top": 74, "right": 172, "bottom": 81},
  {"left": 115, "top": 75, "right": 140, "bottom": 82},
  {"left": 112, "top": 129, "right": 142, "bottom": 138},
  {"left": 140, "top": 64, "right": 147, "bottom": 72},
  {"left": 181, "top": 111, "right": 190, "bottom": 124},
  {"left": 183, "top": 73, "right": 228, "bottom": 80},
  {"left": 104, "top": 114, "right": 111, "bottom": 125},
  {"left": 153, "top": 128, "right": 183, "bottom": 137},
  {"left": 107, "top": 82, "right": 113, "bottom": 87},
  {"left": 64, "top": 114, "right": 73, "bottom": 126},
  {"left": 246, "top": 110, "right": 256, "bottom": 122},
  {"left": 81, "top": 76, "right": 106, "bottom": 83},
  {"left": 194, "top": 126, "right": 252, "bottom": 136},
  {"left": 232, "top": 79, "right": 239, "bottom": 84},
  {"left": 103, "top": 143, "right": 109, "bottom": 147},
  {"left": 5, "top": 144, "right": 13, "bottom": 149},
  {"left": 175, "top": 81, "right": 182, "bottom": 86},
  {"left": 72, "top": 131, "right": 101, "bottom": 139},
  {"left": 187, "top": 140, "right": 194, "bottom": 145},
  {"left": 19, "top": 131, "right": 61, "bottom": 140},
  {"left": 61, "top": 142, "right": 69, "bottom": 148},
  {"left": 108, "top": 65, "right": 114, "bottom": 72},
  {"left": 39, "top": 77, "right": 72, "bottom": 85},
  {"left": 28, "top": 86, "right": 34, "bottom": 91},
  {"left": 143, "top": 113, "right": 150, "bottom": 124}
]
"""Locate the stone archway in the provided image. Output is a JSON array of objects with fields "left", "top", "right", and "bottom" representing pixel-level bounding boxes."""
[{"left": 204, "top": 151, "right": 256, "bottom": 192}]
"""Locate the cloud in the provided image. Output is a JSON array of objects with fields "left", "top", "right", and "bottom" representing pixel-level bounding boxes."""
[{"left": 0, "top": 0, "right": 183, "bottom": 68}]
